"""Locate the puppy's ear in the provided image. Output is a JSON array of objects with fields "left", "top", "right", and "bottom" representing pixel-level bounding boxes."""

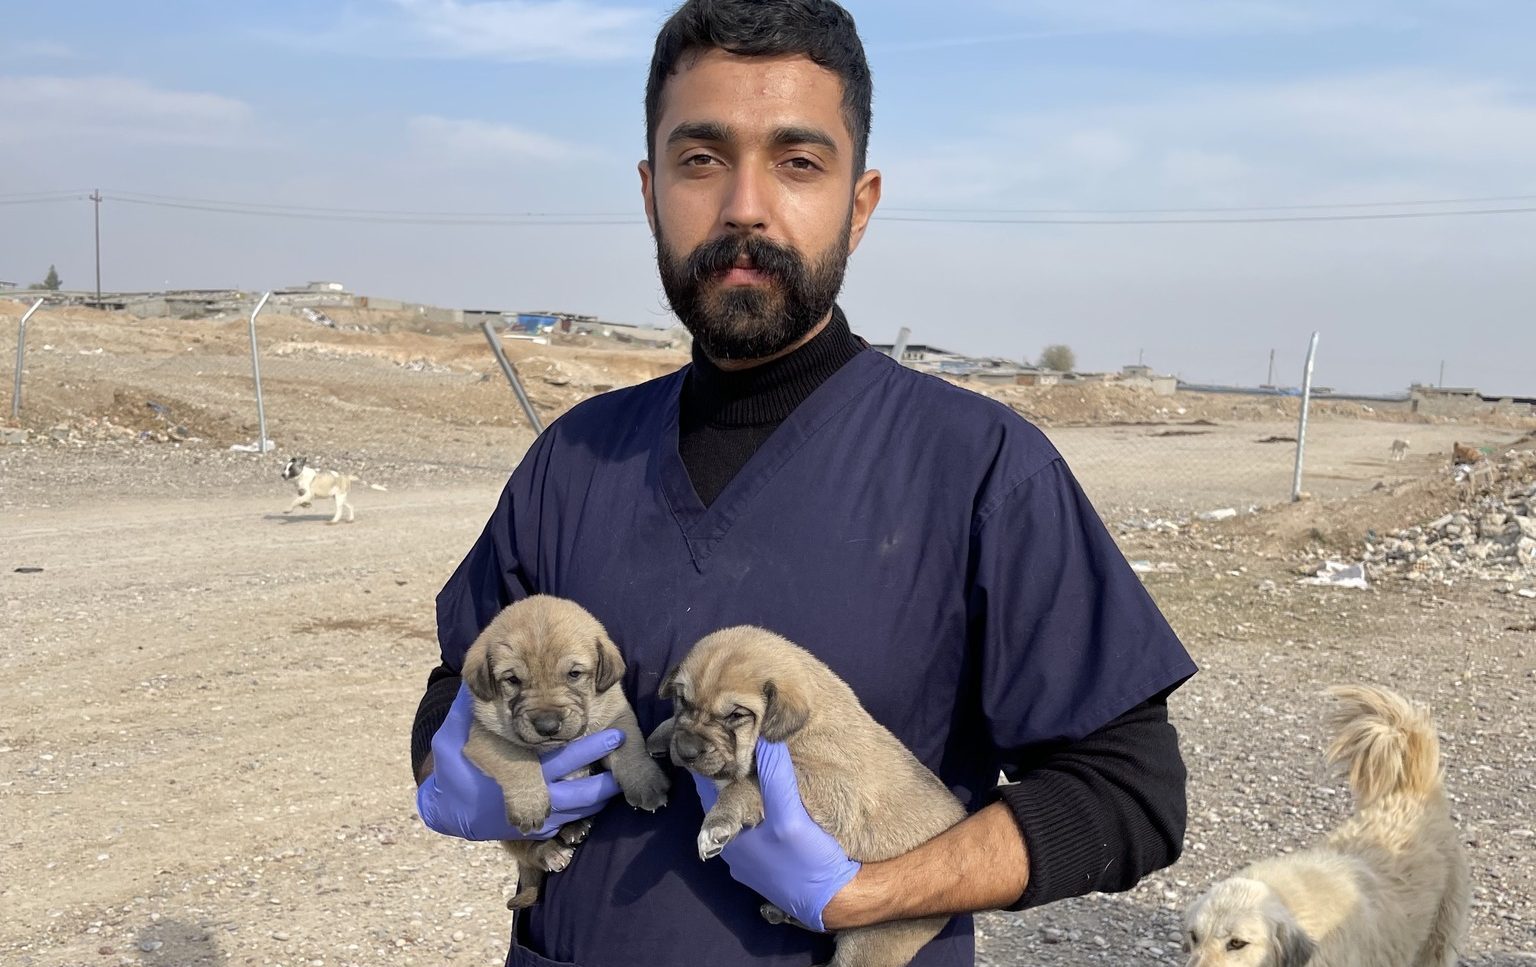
[
  {"left": 1272, "top": 917, "right": 1317, "bottom": 967},
  {"left": 760, "top": 679, "right": 809, "bottom": 742},
  {"left": 646, "top": 717, "right": 676, "bottom": 757},
  {"left": 461, "top": 634, "right": 499, "bottom": 703},
  {"left": 594, "top": 635, "right": 626, "bottom": 693},
  {"left": 657, "top": 666, "right": 681, "bottom": 700}
]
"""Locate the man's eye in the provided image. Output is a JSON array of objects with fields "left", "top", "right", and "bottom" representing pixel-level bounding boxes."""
[
  {"left": 1227, "top": 938, "right": 1248, "bottom": 951},
  {"left": 784, "top": 157, "right": 819, "bottom": 170},
  {"left": 683, "top": 153, "right": 718, "bottom": 166}
]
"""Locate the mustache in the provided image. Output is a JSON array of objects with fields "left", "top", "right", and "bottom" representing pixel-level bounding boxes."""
[{"left": 685, "top": 233, "right": 804, "bottom": 284}]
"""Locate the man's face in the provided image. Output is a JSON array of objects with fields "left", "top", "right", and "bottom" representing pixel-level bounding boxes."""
[{"left": 641, "top": 50, "right": 881, "bottom": 361}]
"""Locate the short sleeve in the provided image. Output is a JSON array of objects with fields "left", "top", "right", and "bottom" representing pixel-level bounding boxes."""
[
  {"left": 971, "top": 458, "right": 1196, "bottom": 756},
  {"left": 434, "top": 475, "right": 535, "bottom": 671}
]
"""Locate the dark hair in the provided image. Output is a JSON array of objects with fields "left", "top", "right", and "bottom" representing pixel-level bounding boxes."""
[{"left": 645, "top": 0, "right": 873, "bottom": 174}]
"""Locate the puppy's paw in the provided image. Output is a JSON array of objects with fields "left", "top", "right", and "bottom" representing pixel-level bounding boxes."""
[
  {"left": 623, "top": 766, "right": 671, "bottom": 813},
  {"left": 505, "top": 798, "right": 552, "bottom": 836},
  {"left": 506, "top": 887, "right": 541, "bottom": 911},
  {"left": 557, "top": 819, "right": 593, "bottom": 846},
  {"left": 697, "top": 820, "right": 740, "bottom": 861},
  {"left": 538, "top": 841, "right": 576, "bottom": 873}
]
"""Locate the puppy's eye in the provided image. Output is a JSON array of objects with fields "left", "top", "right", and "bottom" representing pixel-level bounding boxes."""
[
  {"left": 1226, "top": 938, "right": 1248, "bottom": 951},
  {"left": 726, "top": 709, "right": 752, "bottom": 725},
  {"left": 504, "top": 675, "right": 521, "bottom": 687},
  {"left": 567, "top": 669, "right": 584, "bottom": 681}
]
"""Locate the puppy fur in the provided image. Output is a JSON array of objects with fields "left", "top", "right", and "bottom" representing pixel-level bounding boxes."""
[
  {"left": 461, "top": 595, "right": 670, "bottom": 909},
  {"left": 649, "top": 626, "right": 967, "bottom": 967},
  {"left": 281, "top": 456, "right": 355, "bottom": 524},
  {"left": 1183, "top": 685, "right": 1469, "bottom": 967}
]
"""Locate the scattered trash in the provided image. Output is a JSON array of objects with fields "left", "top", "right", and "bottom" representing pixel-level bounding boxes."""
[
  {"left": 1256, "top": 435, "right": 1297, "bottom": 444},
  {"left": 14, "top": 566, "right": 44, "bottom": 574},
  {"left": 229, "top": 439, "right": 277, "bottom": 453},
  {"left": 1519, "top": 589, "right": 1536, "bottom": 600},
  {"left": 1, "top": 428, "right": 27, "bottom": 446},
  {"left": 1301, "top": 561, "right": 1370, "bottom": 590},
  {"left": 1131, "top": 560, "right": 1182, "bottom": 575},
  {"left": 145, "top": 400, "right": 171, "bottom": 419},
  {"left": 1197, "top": 508, "right": 1239, "bottom": 522}
]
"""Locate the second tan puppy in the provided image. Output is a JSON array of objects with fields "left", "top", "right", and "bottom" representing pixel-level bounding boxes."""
[
  {"left": 649, "top": 626, "right": 966, "bottom": 967},
  {"left": 462, "top": 595, "right": 670, "bottom": 909}
]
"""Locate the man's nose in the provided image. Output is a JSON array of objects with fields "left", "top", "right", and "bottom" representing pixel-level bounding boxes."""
[
  {"left": 531, "top": 712, "right": 563, "bottom": 737},
  {"left": 721, "top": 165, "right": 770, "bottom": 234},
  {"left": 674, "top": 731, "right": 704, "bottom": 761}
]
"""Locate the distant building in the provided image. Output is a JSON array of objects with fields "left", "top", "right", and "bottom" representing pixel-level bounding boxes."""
[
  {"left": 0, "top": 280, "right": 17, "bottom": 290},
  {"left": 869, "top": 343, "right": 969, "bottom": 366}
]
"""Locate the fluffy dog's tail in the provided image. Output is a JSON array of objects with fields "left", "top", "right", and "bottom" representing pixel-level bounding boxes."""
[{"left": 1324, "top": 684, "right": 1441, "bottom": 808}]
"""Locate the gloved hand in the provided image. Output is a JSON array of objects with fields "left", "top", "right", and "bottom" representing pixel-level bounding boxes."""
[
  {"left": 692, "top": 739, "right": 861, "bottom": 931},
  {"left": 418, "top": 684, "right": 624, "bottom": 841}
]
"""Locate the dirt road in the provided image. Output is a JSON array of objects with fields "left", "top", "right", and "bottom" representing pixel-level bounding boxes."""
[{"left": 4, "top": 454, "right": 1534, "bottom": 966}]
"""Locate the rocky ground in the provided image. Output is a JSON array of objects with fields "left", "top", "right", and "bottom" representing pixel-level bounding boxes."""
[{"left": 2, "top": 303, "right": 1533, "bottom": 966}]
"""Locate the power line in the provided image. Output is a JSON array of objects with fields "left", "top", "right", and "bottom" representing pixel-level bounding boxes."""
[
  {"left": 882, "top": 192, "right": 1536, "bottom": 215},
  {"left": 104, "top": 194, "right": 646, "bottom": 226},
  {"left": 879, "top": 206, "right": 1536, "bottom": 225}
]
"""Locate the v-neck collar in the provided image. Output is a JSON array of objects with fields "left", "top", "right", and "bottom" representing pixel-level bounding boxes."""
[{"left": 658, "top": 348, "right": 888, "bottom": 570}]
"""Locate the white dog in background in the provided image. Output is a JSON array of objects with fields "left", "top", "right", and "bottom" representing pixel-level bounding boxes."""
[
  {"left": 1183, "top": 685, "right": 1469, "bottom": 967},
  {"left": 281, "top": 456, "right": 358, "bottom": 524}
]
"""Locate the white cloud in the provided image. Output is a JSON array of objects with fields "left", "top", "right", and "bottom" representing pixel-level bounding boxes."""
[
  {"left": 0, "top": 75, "right": 252, "bottom": 146},
  {"left": 0, "top": 40, "right": 78, "bottom": 60},
  {"left": 409, "top": 115, "right": 595, "bottom": 162},
  {"left": 883, "top": 71, "right": 1536, "bottom": 211},
  {"left": 983, "top": 0, "right": 1417, "bottom": 36},
  {"left": 277, "top": 0, "right": 654, "bottom": 62}
]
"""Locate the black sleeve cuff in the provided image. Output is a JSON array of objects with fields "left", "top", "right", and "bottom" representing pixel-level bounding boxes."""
[
  {"left": 994, "top": 694, "right": 1187, "bottom": 910},
  {"left": 410, "top": 666, "right": 463, "bottom": 780}
]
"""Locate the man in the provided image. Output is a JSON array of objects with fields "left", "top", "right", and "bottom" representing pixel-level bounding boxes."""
[{"left": 412, "top": 2, "right": 1197, "bottom": 965}]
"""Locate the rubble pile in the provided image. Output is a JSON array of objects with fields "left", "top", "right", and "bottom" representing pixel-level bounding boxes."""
[{"left": 1363, "top": 449, "right": 1536, "bottom": 584}]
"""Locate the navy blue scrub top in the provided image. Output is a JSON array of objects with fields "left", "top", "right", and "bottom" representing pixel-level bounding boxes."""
[{"left": 434, "top": 348, "right": 1196, "bottom": 967}]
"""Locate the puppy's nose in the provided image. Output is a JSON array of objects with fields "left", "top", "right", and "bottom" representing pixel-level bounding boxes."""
[
  {"left": 531, "top": 712, "right": 563, "bottom": 737},
  {"left": 674, "top": 732, "right": 704, "bottom": 762}
]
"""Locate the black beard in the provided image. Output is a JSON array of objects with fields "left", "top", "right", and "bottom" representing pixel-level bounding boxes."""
[{"left": 655, "top": 220, "right": 851, "bottom": 361}]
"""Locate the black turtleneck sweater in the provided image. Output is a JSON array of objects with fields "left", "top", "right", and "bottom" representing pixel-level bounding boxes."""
[
  {"left": 678, "top": 308, "right": 866, "bottom": 507},
  {"left": 414, "top": 307, "right": 1186, "bottom": 912}
]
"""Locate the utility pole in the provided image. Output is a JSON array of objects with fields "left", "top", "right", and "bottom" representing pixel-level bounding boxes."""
[
  {"left": 1267, "top": 348, "right": 1275, "bottom": 387},
  {"left": 90, "top": 189, "right": 102, "bottom": 306},
  {"left": 1438, "top": 360, "right": 1445, "bottom": 388}
]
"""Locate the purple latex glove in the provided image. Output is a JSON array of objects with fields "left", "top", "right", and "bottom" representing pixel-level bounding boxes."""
[
  {"left": 417, "top": 684, "right": 624, "bottom": 841},
  {"left": 692, "top": 739, "right": 861, "bottom": 932}
]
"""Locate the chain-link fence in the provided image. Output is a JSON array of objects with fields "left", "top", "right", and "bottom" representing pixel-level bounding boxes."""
[{"left": 6, "top": 298, "right": 1533, "bottom": 519}]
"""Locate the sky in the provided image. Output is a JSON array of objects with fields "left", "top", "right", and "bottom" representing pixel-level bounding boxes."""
[{"left": 2, "top": 0, "right": 1534, "bottom": 395}]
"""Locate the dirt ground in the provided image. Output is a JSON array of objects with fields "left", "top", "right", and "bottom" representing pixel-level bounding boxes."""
[{"left": 3, "top": 303, "right": 1534, "bottom": 966}]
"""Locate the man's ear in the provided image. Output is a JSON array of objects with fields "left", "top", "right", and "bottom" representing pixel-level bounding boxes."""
[
  {"left": 639, "top": 159, "right": 657, "bottom": 236},
  {"left": 594, "top": 635, "right": 626, "bottom": 693},
  {"left": 847, "top": 168, "right": 882, "bottom": 257},
  {"left": 462, "top": 635, "right": 498, "bottom": 703},
  {"left": 760, "top": 679, "right": 809, "bottom": 742}
]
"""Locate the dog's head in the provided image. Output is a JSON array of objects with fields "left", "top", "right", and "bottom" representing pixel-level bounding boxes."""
[
  {"left": 281, "top": 456, "right": 308, "bottom": 481},
  {"left": 1183, "top": 878, "right": 1317, "bottom": 967},
  {"left": 652, "top": 626, "right": 811, "bottom": 781},
  {"left": 460, "top": 595, "right": 626, "bottom": 750}
]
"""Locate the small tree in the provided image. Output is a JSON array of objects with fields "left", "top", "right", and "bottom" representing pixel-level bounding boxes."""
[
  {"left": 36, "top": 265, "right": 62, "bottom": 290},
  {"left": 1039, "top": 344, "right": 1076, "bottom": 372}
]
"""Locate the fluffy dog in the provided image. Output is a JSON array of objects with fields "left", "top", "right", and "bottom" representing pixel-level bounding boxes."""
[
  {"left": 280, "top": 456, "right": 356, "bottom": 524},
  {"left": 649, "top": 626, "right": 966, "bottom": 967},
  {"left": 461, "top": 595, "right": 671, "bottom": 909},
  {"left": 1390, "top": 439, "right": 1409, "bottom": 462},
  {"left": 1183, "top": 685, "right": 1469, "bottom": 967}
]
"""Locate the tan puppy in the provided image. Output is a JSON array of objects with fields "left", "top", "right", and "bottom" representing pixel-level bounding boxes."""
[
  {"left": 1183, "top": 685, "right": 1469, "bottom": 967},
  {"left": 462, "top": 595, "right": 670, "bottom": 909},
  {"left": 648, "top": 627, "right": 967, "bottom": 967}
]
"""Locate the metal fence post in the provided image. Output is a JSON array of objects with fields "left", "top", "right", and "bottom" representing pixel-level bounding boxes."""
[
  {"left": 248, "top": 291, "right": 272, "bottom": 453},
  {"left": 1290, "top": 331, "right": 1320, "bottom": 501},
  {"left": 891, "top": 326, "right": 911, "bottom": 364},
  {"left": 12, "top": 297, "right": 44, "bottom": 421},
  {"left": 481, "top": 320, "right": 546, "bottom": 435}
]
